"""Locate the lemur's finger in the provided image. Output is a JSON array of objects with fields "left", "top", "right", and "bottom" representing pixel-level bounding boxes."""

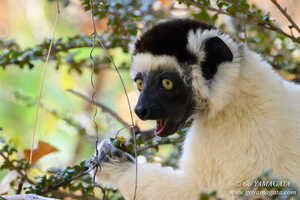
[{"left": 95, "top": 139, "right": 135, "bottom": 164}]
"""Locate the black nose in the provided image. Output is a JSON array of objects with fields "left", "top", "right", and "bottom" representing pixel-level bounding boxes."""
[{"left": 134, "top": 105, "right": 150, "bottom": 120}]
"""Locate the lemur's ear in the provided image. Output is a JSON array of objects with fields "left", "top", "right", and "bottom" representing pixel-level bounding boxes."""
[{"left": 201, "top": 36, "right": 233, "bottom": 80}]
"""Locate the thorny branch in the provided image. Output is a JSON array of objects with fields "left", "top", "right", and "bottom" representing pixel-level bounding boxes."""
[
  {"left": 0, "top": 36, "right": 131, "bottom": 70},
  {"left": 182, "top": 0, "right": 300, "bottom": 44},
  {"left": 0, "top": 136, "right": 108, "bottom": 200},
  {"left": 0, "top": 151, "right": 34, "bottom": 185},
  {"left": 38, "top": 165, "right": 90, "bottom": 195},
  {"left": 270, "top": 0, "right": 300, "bottom": 34},
  {"left": 50, "top": 190, "right": 101, "bottom": 200}
]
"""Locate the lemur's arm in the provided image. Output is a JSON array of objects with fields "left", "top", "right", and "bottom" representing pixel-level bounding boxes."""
[{"left": 93, "top": 140, "right": 198, "bottom": 200}]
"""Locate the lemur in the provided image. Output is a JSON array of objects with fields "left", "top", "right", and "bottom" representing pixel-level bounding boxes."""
[{"left": 93, "top": 19, "right": 300, "bottom": 200}]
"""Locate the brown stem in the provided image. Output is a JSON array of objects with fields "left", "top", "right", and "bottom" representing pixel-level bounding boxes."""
[
  {"left": 39, "top": 168, "right": 88, "bottom": 194},
  {"left": 16, "top": 178, "right": 24, "bottom": 194},
  {"left": 181, "top": 0, "right": 300, "bottom": 44},
  {"left": 69, "top": 134, "right": 84, "bottom": 165},
  {"left": 270, "top": 0, "right": 300, "bottom": 34},
  {"left": 0, "top": 151, "right": 35, "bottom": 185},
  {"left": 50, "top": 190, "right": 101, "bottom": 200},
  {"left": 67, "top": 89, "right": 130, "bottom": 128},
  {"left": 85, "top": 67, "right": 105, "bottom": 112},
  {"left": 137, "top": 136, "right": 184, "bottom": 153}
]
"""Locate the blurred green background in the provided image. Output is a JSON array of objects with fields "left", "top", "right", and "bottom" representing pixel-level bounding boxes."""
[{"left": 0, "top": 0, "right": 146, "bottom": 172}]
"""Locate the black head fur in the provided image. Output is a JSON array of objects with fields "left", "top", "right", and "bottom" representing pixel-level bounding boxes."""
[
  {"left": 134, "top": 19, "right": 234, "bottom": 81},
  {"left": 134, "top": 19, "right": 215, "bottom": 64}
]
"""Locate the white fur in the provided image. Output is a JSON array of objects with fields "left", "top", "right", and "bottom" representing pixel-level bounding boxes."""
[
  {"left": 96, "top": 30, "right": 300, "bottom": 200},
  {"left": 130, "top": 53, "right": 184, "bottom": 78}
]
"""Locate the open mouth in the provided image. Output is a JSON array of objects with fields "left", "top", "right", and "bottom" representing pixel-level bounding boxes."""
[
  {"left": 155, "top": 119, "right": 168, "bottom": 136},
  {"left": 154, "top": 118, "right": 191, "bottom": 137}
]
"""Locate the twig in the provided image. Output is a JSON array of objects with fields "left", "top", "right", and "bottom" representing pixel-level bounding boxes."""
[
  {"left": 39, "top": 167, "right": 89, "bottom": 194},
  {"left": 16, "top": 178, "right": 24, "bottom": 194},
  {"left": 243, "top": 24, "right": 248, "bottom": 45},
  {"left": 89, "top": 3, "right": 103, "bottom": 197},
  {"left": 70, "top": 134, "right": 85, "bottom": 164},
  {"left": 137, "top": 136, "right": 184, "bottom": 153},
  {"left": 0, "top": 151, "right": 35, "bottom": 185},
  {"left": 14, "top": 91, "right": 88, "bottom": 136},
  {"left": 50, "top": 190, "right": 101, "bottom": 200},
  {"left": 136, "top": 129, "right": 155, "bottom": 140},
  {"left": 30, "top": 0, "right": 60, "bottom": 164},
  {"left": 3, "top": 194, "right": 59, "bottom": 200},
  {"left": 46, "top": 108, "right": 87, "bottom": 135},
  {"left": 3, "top": 57, "right": 130, "bottom": 71},
  {"left": 67, "top": 89, "right": 130, "bottom": 128},
  {"left": 270, "top": 0, "right": 300, "bottom": 34},
  {"left": 91, "top": 5, "right": 138, "bottom": 199},
  {"left": 181, "top": 0, "right": 300, "bottom": 44},
  {"left": 95, "top": 34, "right": 139, "bottom": 200}
]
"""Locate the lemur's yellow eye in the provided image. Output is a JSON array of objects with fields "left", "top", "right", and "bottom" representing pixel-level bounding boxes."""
[
  {"left": 162, "top": 79, "right": 173, "bottom": 90},
  {"left": 135, "top": 79, "right": 144, "bottom": 91}
]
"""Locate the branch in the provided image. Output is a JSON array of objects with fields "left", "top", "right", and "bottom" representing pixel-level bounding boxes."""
[
  {"left": 67, "top": 89, "right": 183, "bottom": 153},
  {"left": 67, "top": 89, "right": 130, "bottom": 128},
  {"left": 2, "top": 194, "right": 59, "bottom": 200},
  {"left": 137, "top": 135, "right": 185, "bottom": 153},
  {"left": 0, "top": 151, "right": 35, "bottom": 185},
  {"left": 39, "top": 167, "right": 88, "bottom": 195},
  {"left": 0, "top": 35, "right": 131, "bottom": 70},
  {"left": 136, "top": 129, "right": 155, "bottom": 140},
  {"left": 14, "top": 91, "right": 88, "bottom": 136},
  {"left": 50, "top": 190, "right": 101, "bottom": 200},
  {"left": 270, "top": 0, "right": 300, "bottom": 34},
  {"left": 67, "top": 89, "right": 156, "bottom": 139},
  {"left": 182, "top": 0, "right": 300, "bottom": 44}
]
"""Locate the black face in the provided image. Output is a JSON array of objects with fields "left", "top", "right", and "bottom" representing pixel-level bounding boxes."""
[{"left": 134, "top": 70, "right": 194, "bottom": 137}]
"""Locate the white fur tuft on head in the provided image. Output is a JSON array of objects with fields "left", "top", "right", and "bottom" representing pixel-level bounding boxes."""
[{"left": 130, "top": 53, "right": 184, "bottom": 79}]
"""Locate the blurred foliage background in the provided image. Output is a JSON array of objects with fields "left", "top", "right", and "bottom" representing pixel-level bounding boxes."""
[{"left": 0, "top": 0, "right": 300, "bottom": 199}]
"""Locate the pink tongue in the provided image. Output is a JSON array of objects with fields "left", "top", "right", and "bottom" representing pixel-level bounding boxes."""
[{"left": 155, "top": 120, "right": 165, "bottom": 134}]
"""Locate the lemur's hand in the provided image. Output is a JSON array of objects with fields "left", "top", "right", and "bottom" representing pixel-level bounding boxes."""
[
  {"left": 92, "top": 139, "right": 135, "bottom": 186},
  {"left": 96, "top": 139, "right": 135, "bottom": 164}
]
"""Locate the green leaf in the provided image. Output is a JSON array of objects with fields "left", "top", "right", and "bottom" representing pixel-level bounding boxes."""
[
  {"left": 193, "top": 9, "right": 211, "bottom": 22},
  {"left": 226, "top": 5, "right": 237, "bottom": 15},
  {"left": 263, "top": 13, "right": 271, "bottom": 22},
  {"left": 199, "top": 193, "right": 210, "bottom": 200},
  {"left": 127, "top": 23, "right": 138, "bottom": 36},
  {"left": 216, "top": 1, "right": 228, "bottom": 9},
  {"left": 240, "top": 0, "right": 250, "bottom": 10}
]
